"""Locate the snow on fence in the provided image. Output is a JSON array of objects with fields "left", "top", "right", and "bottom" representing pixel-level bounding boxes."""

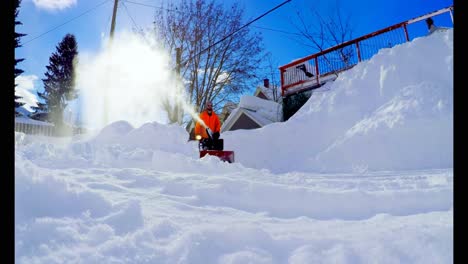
[
  {"left": 15, "top": 118, "right": 55, "bottom": 137},
  {"left": 15, "top": 120, "right": 87, "bottom": 137}
]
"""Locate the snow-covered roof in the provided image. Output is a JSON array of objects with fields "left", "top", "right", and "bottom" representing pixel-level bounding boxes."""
[
  {"left": 221, "top": 95, "right": 282, "bottom": 132},
  {"left": 254, "top": 85, "right": 282, "bottom": 102}
]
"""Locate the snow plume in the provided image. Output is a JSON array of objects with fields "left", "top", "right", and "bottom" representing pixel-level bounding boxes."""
[{"left": 75, "top": 30, "right": 198, "bottom": 130}]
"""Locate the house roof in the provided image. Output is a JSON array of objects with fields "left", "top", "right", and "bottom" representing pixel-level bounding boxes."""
[
  {"left": 253, "top": 85, "right": 281, "bottom": 102},
  {"left": 221, "top": 95, "right": 282, "bottom": 133},
  {"left": 219, "top": 102, "right": 238, "bottom": 122}
]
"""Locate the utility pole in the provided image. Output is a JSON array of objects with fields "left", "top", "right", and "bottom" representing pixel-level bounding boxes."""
[
  {"left": 103, "top": 0, "right": 119, "bottom": 126},
  {"left": 110, "top": 0, "right": 119, "bottom": 39}
]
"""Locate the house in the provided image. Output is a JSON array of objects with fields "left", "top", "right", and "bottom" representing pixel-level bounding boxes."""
[
  {"left": 253, "top": 79, "right": 282, "bottom": 103},
  {"left": 219, "top": 102, "right": 238, "bottom": 123},
  {"left": 221, "top": 79, "right": 283, "bottom": 133},
  {"left": 186, "top": 79, "right": 283, "bottom": 138}
]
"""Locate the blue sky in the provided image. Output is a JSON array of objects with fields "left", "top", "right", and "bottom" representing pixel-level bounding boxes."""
[{"left": 15, "top": 0, "right": 453, "bottom": 108}]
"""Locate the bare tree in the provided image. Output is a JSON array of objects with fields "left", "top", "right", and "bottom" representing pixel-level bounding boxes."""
[
  {"left": 263, "top": 53, "right": 282, "bottom": 103},
  {"left": 292, "top": 0, "right": 354, "bottom": 76},
  {"left": 153, "top": 0, "right": 266, "bottom": 121}
]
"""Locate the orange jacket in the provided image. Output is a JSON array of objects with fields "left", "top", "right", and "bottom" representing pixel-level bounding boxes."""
[{"left": 194, "top": 110, "right": 221, "bottom": 139}]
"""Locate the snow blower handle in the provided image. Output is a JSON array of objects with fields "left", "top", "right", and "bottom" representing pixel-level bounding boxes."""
[{"left": 205, "top": 127, "right": 213, "bottom": 139}]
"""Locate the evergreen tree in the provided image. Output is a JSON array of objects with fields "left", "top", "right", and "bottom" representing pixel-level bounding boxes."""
[
  {"left": 15, "top": 0, "right": 27, "bottom": 115},
  {"left": 35, "top": 34, "right": 78, "bottom": 126}
]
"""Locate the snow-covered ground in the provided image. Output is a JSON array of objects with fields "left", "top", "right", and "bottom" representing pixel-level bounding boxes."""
[{"left": 15, "top": 30, "right": 453, "bottom": 263}]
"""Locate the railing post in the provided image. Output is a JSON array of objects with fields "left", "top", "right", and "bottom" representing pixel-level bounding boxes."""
[
  {"left": 403, "top": 24, "right": 410, "bottom": 42},
  {"left": 314, "top": 57, "right": 319, "bottom": 85},
  {"left": 449, "top": 7, "right": 453, "bottom": 23},
  {"left": 355, "top": 42, "right": 362, "bottom": 62},
  {"left": 280, "top": 68, "right": 285, "bottom": 97}
]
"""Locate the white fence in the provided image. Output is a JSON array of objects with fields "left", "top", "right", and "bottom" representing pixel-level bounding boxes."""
[{"left": 15, "top": 121, "right": 55, "bottom": 137}]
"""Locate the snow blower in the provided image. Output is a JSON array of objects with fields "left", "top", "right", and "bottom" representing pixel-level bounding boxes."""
[{"left": 196, "top": 128, "right": 235, "bottom": 163}]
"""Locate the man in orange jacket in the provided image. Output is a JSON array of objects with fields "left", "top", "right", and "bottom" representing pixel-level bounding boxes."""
[{"left": 194, "top": 101, "right": 221, "bottom": 140}]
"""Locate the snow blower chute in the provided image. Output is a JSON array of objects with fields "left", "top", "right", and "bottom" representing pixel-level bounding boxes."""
[{"left": 196, "top": 128, "right": 235, "bottom": 163}]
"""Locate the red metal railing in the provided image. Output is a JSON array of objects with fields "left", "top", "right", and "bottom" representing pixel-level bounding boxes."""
[{"left": 279, "top": 5, "right": 454, "bottom": 97}]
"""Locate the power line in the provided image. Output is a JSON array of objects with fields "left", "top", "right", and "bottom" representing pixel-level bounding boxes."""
[
  {"left": 23, "top": 0, "right": 111, "bottom": 45},
  {"left": 252, "top": 25, "right": 302, "bottom": 36},
  {"left": 252, "top": 24, "right": 348, "bottom": 44},
  {"left": 124, "top": 0, "right": 293, "bottom": 58},
  {"left": 122, "top": 0, "right": 184, "bottom": 14},
  {"left": 182, "top": 0, "right": 292, "bottom": 66},
  {"left": 121, "top": 1, "right": 142, "bottom": 32}
]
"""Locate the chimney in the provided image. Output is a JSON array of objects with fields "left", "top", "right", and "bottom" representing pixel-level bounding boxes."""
[{"left": 263, "top": 78, "right": 270, "bottom": 88}]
